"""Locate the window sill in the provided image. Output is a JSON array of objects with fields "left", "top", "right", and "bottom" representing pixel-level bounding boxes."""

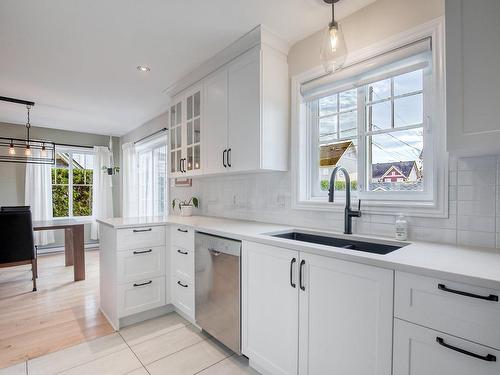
[{"left": 292, "top": 197, "right": 448, "bottom": 218}]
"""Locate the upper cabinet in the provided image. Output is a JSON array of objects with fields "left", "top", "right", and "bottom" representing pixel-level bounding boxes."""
[
  {"left": 169, "top": 85, "right": 203, "bottom": 178},
  {"left": 446, "top": 0, "right": 500, "bottom": 156},
  {"left": 168, "top": 26, "right": 289, "bottom": 178}
]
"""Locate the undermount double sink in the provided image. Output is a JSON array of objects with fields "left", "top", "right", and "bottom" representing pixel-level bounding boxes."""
[{"left": 269, "top": 230, "right": 406, "bottom": 255}]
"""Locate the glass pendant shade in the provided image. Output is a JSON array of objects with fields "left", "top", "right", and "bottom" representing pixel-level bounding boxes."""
[{"left": 320, "top": 22, "right": 347, "bottom": 73}]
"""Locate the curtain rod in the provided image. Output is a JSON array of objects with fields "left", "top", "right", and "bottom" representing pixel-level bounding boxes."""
[
  {"left": 134, "top": 127, "right": 168, "bottom": 145},
  {"left": 56, "top": 142, "right": 95, "bottom": 150}
]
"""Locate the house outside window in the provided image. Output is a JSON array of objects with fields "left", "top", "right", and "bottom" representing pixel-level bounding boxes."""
[
  {"left": 293, "top": 20, "right": 447, "bottom": 217},
  {"left": 52, "top": 149, "right": 94, "bottom": 218}
]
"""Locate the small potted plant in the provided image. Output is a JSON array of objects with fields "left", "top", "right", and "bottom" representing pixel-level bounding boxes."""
[{"left": 172, "top": 197, "right": 199, "bottom": 217}]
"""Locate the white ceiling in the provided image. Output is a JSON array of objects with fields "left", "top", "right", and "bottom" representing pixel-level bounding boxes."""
[{"left": 0, "top": 0, "right": 374, "bottom": 136}]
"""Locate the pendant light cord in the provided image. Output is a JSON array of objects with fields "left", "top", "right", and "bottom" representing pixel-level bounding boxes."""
[{"left": 26, "top": 105, "right": 31, "bottom": 145}]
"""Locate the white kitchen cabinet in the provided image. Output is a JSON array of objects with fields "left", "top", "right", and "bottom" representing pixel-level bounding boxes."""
[
  {"left": 99, "top": 223, "right": 168, "bottom": 330},
  {"left": 187, "top": 29, "right": 288, "bottom": 177},
  {"left": 242, "top": 241, "right": 299, "bottom": 375},
  {"left": 170, "top": 225, "right": 195, "bottom": 321},
  {"left": 169, "top": 85, "right": 203, "bottom": 177},
  {"left": 298, "top": 252, "right": 393, "bottom": 375},
  {"left": 393, "top": 319, "right": 500, "bottom": 375},
  {"left": 446, "top": 0, "right": 500, "bottom": 155},
  {"left": 227, "top": 47, "right": 262, "bottom": 173},
  {"left": 242, "top": 241, "right": 393, "bottom": 375},
  {"left": 203, "top": 67, "right": 228, "bottom": 175}
]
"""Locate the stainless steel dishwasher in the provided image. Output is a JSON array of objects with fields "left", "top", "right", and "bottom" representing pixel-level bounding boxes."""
[{"left": 195, "top": 232, "right": 241, "bottom": 354}]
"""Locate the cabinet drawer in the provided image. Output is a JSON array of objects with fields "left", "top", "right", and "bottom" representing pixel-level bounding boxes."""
[
  {"left": 395, "top": 272, "right": 500, "bottom": 349},
  {"left": 394, "top": 319, "right": 500, "bottom": 375},
  {"left": 118, "top": 276, "right": 166, "bottom": 318},
  {"left": 172, "top": 277, "right": 194, "bottom": 319},
  {"left": 172, "top": 246, "right": 194, "bottom": 281},
  {"left": 117, "top": 246, "right": 166, "bottom": 284},
  {"left": 170, "top": 225, "right": 194, "bottom": 250},
  {"left": 117, "top": 226, "right": 165, "bottom": 251}
]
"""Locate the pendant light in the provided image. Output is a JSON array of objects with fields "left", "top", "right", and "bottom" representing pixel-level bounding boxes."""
[
  {"left": 0, "top": 96, "right": 56, "bottom": 164},
  {"left": 320, "top": 0, "right": 347, "bottom": 73}
]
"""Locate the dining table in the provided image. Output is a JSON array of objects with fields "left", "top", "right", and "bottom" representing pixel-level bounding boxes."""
[{"left": 32, "top": 219, "right": 91, "bottom": 281}]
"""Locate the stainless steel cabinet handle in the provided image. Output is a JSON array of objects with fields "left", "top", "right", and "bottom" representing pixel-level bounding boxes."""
[
  {"left": 177, "top": 228, "right": 188, "bottom": 233},
  {"left": 177, "top": 249, "right": 188, "bottom": 255},
  {"left": 223, "top": 149, "right": 227, "bottom": 168},
  {"left": 177, "top": 281, "right": 188, "bottom": 288},
  {"left": 299, "top": 260, "right": 306, "bottom": 291},
  {"left": 133, "top": 280, "right": 152, "bottom": 287},
  {"left": 133, "top": 249, "right": 152, "bottom": 255},
  {"left": 133, "top": 228, "right": 152, "bottom": 233},
  {"left": 290, "top": 258, "right": 296, "bottom": 288},
  {"left": 227, "top": 148, "right": 232, "bottom": 167}
]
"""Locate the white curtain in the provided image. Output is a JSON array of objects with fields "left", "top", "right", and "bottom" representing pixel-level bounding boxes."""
[
  {"left": 91, "top": 146, "right": 113, "bottom": 240},
  {"left": 25, "top": 158, "right": 55, "bottom": 246},
  {"left": 122, "top": 142, "right": 138, "bottom": 217}
]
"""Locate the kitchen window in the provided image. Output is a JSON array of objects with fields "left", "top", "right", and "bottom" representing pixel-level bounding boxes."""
[
  {"left": 293, "top": 20, "right": 447, "bottom": 216},
  {"left": 52, "top": 149, "right": 94, "bottom": 218}
]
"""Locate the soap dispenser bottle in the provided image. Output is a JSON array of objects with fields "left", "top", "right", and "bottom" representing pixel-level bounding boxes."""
[{"left": 395, "top": 214, "right": 408, "bottom": 241}]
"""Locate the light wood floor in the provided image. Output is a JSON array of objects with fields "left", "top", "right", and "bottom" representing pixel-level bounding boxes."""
[{"left": 0, "top": 250, "right": 114, "bottom": 369}]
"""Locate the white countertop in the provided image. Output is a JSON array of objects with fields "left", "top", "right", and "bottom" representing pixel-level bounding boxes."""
[{"left": 97, "top": 215, "right": 500, "bottom": 289}]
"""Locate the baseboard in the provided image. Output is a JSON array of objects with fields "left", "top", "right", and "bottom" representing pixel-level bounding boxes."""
[
  {"left": 37, "top": 243, "right": 100, "bottom": 255},
  {"left": 118, "top": 304, "right": 175, "bottom": 329}
]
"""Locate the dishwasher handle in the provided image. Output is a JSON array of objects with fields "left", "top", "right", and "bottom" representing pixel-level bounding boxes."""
[{"left": 208, "top": 248, "right": 222, "bottom": 256}]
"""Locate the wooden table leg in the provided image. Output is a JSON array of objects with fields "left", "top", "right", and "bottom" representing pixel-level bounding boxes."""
[
  {"left": 73, "top": 225, "right": 85, "bottom": 281},
  {"left": 65, "top": 228, "right": 74, "bottom": 267}
]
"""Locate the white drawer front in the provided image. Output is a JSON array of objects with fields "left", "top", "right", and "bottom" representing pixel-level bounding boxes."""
[
  {"left": 117, "top": 246, "right": 166, "bottom": 284},
  {"left": 172, "top": 246, "right": 194, "bottom": 281},
  {"left": 394, "top": 319, "right": 500, "bottom": 375},
  {"left": 172, "top": 277, "right": 194, "bottom": 320},
  {"left": 118, "top": 276, "right": 166, "bottom": 318},
  {"left": 117, "top": 225, "right": 165, "bottom": 251},
  {"left": 170, "top": 225, "right": 194, "bottom": 250},
  {"left": 395, "top": 271, "right": 500, "bottom": 349}
]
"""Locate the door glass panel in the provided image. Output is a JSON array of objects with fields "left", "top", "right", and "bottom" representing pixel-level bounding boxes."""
[
  {"left": 170, "top": 151, "right": 176, "bottom": 173},
  {"left": 176, "top": 150, "right": 182, "bottom": 172},
  {"left": 187, "top": 96, "right": 193, "bottom": 120},
  {"left": 176, "top": 127, "right": 181, "bottom": 148},
  {"left": 170, "top": 129, "right": 175, "bottom": 149},
  {"left": 194, "top": 91, "right": 200, "bottom": 117},
  {"left": 176, "top": 102, "right": 182, "bottom": 125},
  {"left": 187, "top": 147, "right": 193, "bottom": 171},
  {"left": 194, "top": 118, "right": 200, "bottom": 143},
  {"left": 194, "top": 145, "right": 200, "bottom": 170},
  {"left": 187, "top": 121, "right": 193, "bottom": 145}
]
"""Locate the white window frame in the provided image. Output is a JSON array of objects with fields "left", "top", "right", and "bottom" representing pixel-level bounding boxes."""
[
  {"left": 135, "top": 135, "right": 168, "bottom": 217},
  {"left": 52, "top": 146, "right": 95, "bottom": 220},
  {"left": 291, "top": 18, "right": 448, "bottom": 218}
]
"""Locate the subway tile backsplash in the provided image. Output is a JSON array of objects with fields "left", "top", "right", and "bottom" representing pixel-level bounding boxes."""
[{"left": 170, "top": 155, "right": 500, "bottom": 250}]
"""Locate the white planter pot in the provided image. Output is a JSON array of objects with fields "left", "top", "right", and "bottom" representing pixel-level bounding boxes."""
[{"left": 180, "top": 205, "right": 193, "bottom": 217}]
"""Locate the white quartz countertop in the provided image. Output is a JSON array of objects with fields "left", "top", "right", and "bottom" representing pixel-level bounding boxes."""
[{"left": 97, "top": 215, "right": 500, "bottom": 289}]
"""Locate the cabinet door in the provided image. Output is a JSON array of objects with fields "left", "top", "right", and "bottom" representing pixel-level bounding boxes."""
[
  {"left": 298, "top": 253, "right": 393, "bottom": 375},
  {"left": 185, "top": 86, "right": 202, "bottom": 175},
  {"left": 446, "top": 0, "right": 500, "bottom": 155},
  {"left": 169, "top": 97, "right": 185, "bottom": 177},
  {"left": 203, "top": 68, "right": 228, "bottom": 175},
  {"left": 228, "top": 47, "right": 261, "bottom": 173},
  {"left": 393, "top": 318, "right": 500, "bottom": 375},
  {"left": 242, "top": 241, "right": 299, "bottom": 375}
]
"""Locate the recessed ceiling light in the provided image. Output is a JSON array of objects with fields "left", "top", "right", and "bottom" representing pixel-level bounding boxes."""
[{"left": 137, "top": 65, "right": 151, "bottom": 72}]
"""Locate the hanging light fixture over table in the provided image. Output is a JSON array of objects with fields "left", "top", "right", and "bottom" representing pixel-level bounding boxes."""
[
  {"left": 320, "top": 0, "right": 348, "bottom": 73},
  {"left": 0, "top": 96, "right": 55, "bottom": 164}
]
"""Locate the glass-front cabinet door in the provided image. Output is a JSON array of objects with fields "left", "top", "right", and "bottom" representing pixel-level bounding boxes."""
[
  {"left": 169, "top": 97, "right": 184, "bottom": 176},
  {"left": 185, "top": 88, "right": 202, "bottom": 174}
]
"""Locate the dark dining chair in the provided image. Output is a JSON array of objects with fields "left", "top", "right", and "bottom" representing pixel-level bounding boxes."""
[{"left": 0, "top": 209, "right": 37, "bottom": 291}]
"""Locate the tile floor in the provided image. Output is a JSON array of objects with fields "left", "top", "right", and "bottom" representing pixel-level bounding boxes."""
[{"left": 0, "top": 312, "right": 259, "bottom": 375}]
